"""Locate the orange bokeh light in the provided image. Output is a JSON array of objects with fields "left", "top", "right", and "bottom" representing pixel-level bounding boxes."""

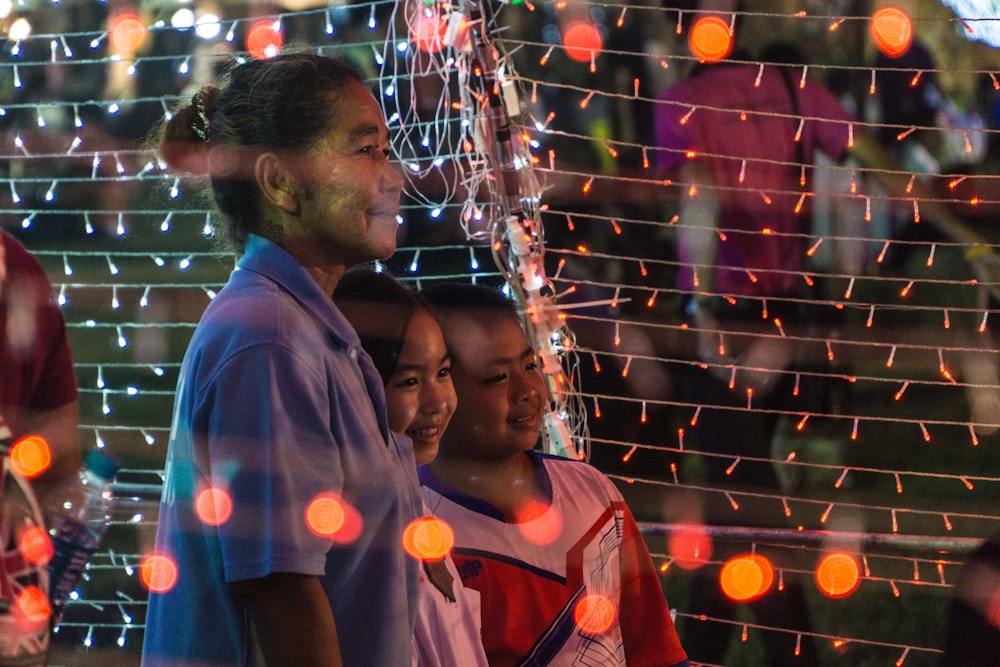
[
  {"left": 815, "top": 552, "right": 861, "bottom": 598},
  {"left": 8, "top": 435, "right": 51, "bottom": 479},
  {"left": 247, "top": 20, "right": 283, "bottom": 60},
  {"left": 410, "top": 8, "right": 449, "bottom": 54},
  {"left": 720, "top": 554, "right": 774, "bottom": 602},
  {"left": 306, "top": 494, "right": 346, "bottom": 537},
  {"left": 688, "top": 16, "right": 733, "bottom": 63},
  {"left": 195, "top": 485, "right": 233, "bottom": 527},
  {"left": 574, "top": 593, "right": 616, "bottom": 634},
  {"left": 19, "top": 524, "right": 53, "bottom": 565},
  {"left": 17, "top": 586, "right": 51, "bottom": 623},
  {"left": 305, "top": 493, "right": 363, "bottom": 544},
  {"left": 516, "top": 501, "right": 563, "bottom": 546},
  {"left": 110, "top": 13, "right": 147, "bottom": 54},
  {"left": 402, "top": 516, "right": 455, "bottom": 561},
  {"left": 561, "top": 21, "right": 603, "bottom": 63},
  {"left": 870, "top": 7, "right": 913, "bottom": 58},
  {"left": 668, "top": 525, "right": 713, "bottom": 570},
  {"left": 141, "top": 553, "right": 179, "bottom": 594}
]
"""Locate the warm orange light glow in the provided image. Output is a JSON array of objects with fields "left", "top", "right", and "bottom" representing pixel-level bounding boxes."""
[
  {"left": 720, "top": 554, "right": 774, "bottom": 602},
  {"left": 17, "top": 586, "right": 50, "bottom": 623},
  {"left": 561, "top": 21, "right": 603, "bottom": 63},
  {"left": 8, "top": 435, "right": 51, "bottom": 479},
  {"left": 306, "top": 494, "right": 347, "bottom": 537},
  {"left": 402, "top": 516, "right": 455, "bottom": 561},
  {"left": 305, "top": 493, "right": 363, "bottom": 544},
  {"left": 410, "top": 8, "right": 449, "bottom": 54},
  {"left": 195, "top": 485, "right": 233, "bottom": 527},
  {"left": 141, "top": 553, "right": 179, "bottom": 593},
  {"left": 19, "top": 524, "right": 53, "bottom": 565},
  {"left": 516, "top": 500, "right": 563, "bottom": 545},
  {"left": 815, "top": 552, "right": 861, "bottom": 598},
  {"left": 988, "top": 589, "right": 1000, "bottom": 629},
  {"left": 870, "top": 7, "right": 912, "bottom": 58},
  {"left": 110, "top": 13, "right": 147, "bottom": 54},
  {"left": 668, "top": 525, "right": 713, "bottom": 570},
  {"left": 574, "top": 593, "right": 616, "bottom": 634},
  {"left": 247, "top": 20, "right": 283, "bottom": 60},
  {"left": 688, "top": 16, "right": 732, "bottom": 63}
]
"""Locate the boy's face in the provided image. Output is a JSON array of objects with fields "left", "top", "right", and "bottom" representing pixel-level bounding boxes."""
[{"left": 437, "top": 312, "right": 547, "bottom": 462}]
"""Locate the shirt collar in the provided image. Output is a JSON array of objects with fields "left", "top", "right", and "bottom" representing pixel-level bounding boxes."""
[{"left": 237, "top": 233, "right": 358, "bottom": 349}]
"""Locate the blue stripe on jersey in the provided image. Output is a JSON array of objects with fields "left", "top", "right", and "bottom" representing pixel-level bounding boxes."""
[
  {"left": 452, "top": 547, "right": 567, "bottom": 585},
  {"left": 514, "top": 585, "right": 586, "bottom": 667}
]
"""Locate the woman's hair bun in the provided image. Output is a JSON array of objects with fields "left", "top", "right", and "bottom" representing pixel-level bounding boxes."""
[{"left": 157, "top": 85, "right": 220, "bottom": 175}]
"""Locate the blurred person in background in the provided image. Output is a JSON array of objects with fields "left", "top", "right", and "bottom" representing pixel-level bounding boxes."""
[
  {"left": 653, "top": 39, "right": 846, "bottom": 665},
  {"left": 942, "top": 533, "right": 1000, "bottom": 666},
  {"left": 655, "top": 22, "right": 1000, "bottom": 662},
  {"left": 0, "top": 228, "right": 80, "bottom": 666},
  {"left": 0, "top": 228, "right": 81, "bottom": 502}
]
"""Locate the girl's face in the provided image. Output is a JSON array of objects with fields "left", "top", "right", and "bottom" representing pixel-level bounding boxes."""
[{"left": 385, "top": 310, "right": 457, "bottom": 465}]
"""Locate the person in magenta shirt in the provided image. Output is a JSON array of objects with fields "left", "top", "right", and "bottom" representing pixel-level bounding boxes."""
[
  {"left": 652, "top": 42, "right": 854, "bottom": 665},
  {"left": 0, "top": 229, "right": 81, "bottom": 503}
]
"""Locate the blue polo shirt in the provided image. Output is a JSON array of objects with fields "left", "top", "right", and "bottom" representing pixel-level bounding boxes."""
[{"left": 142, "top": 234, "right": 423, "bottom": 666}]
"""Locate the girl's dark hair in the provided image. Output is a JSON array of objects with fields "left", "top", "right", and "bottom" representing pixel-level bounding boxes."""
[
  {"left": 334, "top": 268, "right": 434, "bottom": 385},
  {"left": 157, "top": 53, "right": 366, "bottom": 255}
]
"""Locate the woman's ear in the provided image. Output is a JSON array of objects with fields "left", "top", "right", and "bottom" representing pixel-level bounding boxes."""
[{"left": 256, "top": 152, "right": 301, "bottom": 215}]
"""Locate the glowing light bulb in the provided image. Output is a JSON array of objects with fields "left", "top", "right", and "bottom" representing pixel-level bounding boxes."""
[
  {"left": 247, "top": 19, "right": 283, "bottom": 59},
  {"left": 688, "top": 15, "right": 732, "bottom": 63},
  {"left": 871, "top": 7, "right": 912, "bottom": 58},
  {"left": 560, "top": 15, "right": 603, "bottom": 63},
  {"left": 815, "top": 552, "right": 861, "bottom": 598},
  {"left": 720, "top": 554, "right": 773, "bottom": 602}
]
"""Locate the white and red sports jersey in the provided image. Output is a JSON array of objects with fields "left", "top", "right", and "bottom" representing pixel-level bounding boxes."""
[{"left": 420, "top": 451, "right": 689, "bottom": 667}]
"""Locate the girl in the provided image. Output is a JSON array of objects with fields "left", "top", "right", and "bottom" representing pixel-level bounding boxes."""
[{"left": 335, "top": 268, "right": 489, "bottom": 667}]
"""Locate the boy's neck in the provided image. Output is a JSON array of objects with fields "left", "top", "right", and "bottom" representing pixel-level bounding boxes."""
[{"left": 430, "top": 451, "right": 544, "bottom": 522}]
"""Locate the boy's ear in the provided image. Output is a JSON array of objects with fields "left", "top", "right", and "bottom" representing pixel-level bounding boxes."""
[{"left": 255, "top": 152, "right": 301, "bottom": 215}]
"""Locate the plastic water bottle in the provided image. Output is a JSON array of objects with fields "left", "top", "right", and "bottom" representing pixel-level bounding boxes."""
[{"left": 44, "top": 448, "right": 121, "bottom": 617}]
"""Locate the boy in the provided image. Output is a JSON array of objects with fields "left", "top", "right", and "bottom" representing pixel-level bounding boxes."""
[{"left": 420, "top": 283, "right": 688, "bottom": 667}]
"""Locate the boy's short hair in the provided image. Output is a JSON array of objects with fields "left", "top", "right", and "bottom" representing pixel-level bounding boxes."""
[{"left": 421, "top": 282, "right": 521, "bottom": 325}]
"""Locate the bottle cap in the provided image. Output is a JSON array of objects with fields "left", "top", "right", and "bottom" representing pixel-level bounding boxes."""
[{"left": 85, "top": 448, "right": 122, "bottom": 481}]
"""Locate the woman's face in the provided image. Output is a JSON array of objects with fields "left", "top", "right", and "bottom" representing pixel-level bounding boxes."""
[
  {"left": 285, "top": 79, "right": 404, "bottom": 272},
  {"left": 384, "top": 310, "right": 457, "bottom": 465}
]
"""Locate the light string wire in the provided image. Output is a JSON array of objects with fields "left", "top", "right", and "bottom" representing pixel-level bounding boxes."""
[{"left": 380, "top": 0, "right": 590, "bottom": 458}]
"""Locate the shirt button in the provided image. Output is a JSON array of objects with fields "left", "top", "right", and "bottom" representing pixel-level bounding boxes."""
[{"left": 350, "top": 348, "right": 358, "bottom": 360}]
